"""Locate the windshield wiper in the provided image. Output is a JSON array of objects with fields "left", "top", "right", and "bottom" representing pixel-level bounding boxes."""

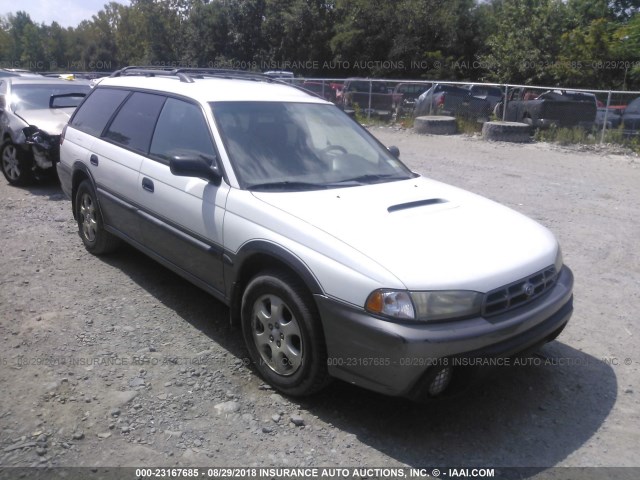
[{"left": 247, "top": 181, "right": 328, "bottom": 191}]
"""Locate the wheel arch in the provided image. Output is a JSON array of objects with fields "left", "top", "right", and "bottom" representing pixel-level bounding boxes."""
[
  {"left": 227, "top": 241, "right": 324, "bottom": 325},
  {"left": 1, "top": 131, "right": 30, "bottom": 152},
  {"left": 70, "top": 162, "right": 96, "bottom": 220}
]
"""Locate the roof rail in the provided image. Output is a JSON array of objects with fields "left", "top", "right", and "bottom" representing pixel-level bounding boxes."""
[{"left": 110, "top": 66, "right": 278, "bottom": 84}]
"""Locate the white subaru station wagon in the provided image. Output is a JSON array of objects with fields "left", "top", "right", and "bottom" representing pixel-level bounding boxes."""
[{"left": 58, "top": 68, "right": 573, "bottom": 400}]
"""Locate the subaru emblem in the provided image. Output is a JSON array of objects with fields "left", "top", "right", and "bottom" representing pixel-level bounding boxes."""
[{"left": 523, "top": 282, "right": 535, "bottom": 297}]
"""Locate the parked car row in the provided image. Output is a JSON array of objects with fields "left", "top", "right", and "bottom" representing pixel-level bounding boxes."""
[
  {"left": 595, "top": 101, "right": 640, "bottom": 134},
  {"left": 322, "top": 80, "right": 502, "bottom": 122},
  {"left": 493, "top": 88, "right": 597, "bottom": 129},
  {"left": 246, "top": 74, "right": 640, "bottom": 133},
  {"left": 0, "top": 76, "right": 91, "bottom": 185},
  {"left": 325, "top": 79, "right": 638, "bottom": 134},
  {"left": 1, "top": 66, "right": 574, "bottom": 401}
]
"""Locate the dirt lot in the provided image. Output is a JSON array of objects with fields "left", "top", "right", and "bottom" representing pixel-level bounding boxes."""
[{"left": 1, "top": 129, "right": 639, "bottom": 477}]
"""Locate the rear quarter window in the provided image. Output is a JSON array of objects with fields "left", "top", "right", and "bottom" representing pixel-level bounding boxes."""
[{"left": 70, "top": 88, "right": 130, "bottom": 137}]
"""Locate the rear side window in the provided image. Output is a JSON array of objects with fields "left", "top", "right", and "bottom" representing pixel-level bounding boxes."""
[
  {"left": 150, "top": 98, "right": 216, "bottom": 163},
  {"left": 71, "top": 88, "right": 130, "bottom": 137},
  {"left": 104, "top": 92, "right": 166, "bottom": 153}
]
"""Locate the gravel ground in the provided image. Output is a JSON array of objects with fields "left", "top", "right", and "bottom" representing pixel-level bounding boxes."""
[{"left": 1, "top": 128, "right": 639, "bottom": 477}]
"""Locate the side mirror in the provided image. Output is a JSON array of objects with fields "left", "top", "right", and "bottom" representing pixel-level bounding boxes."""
[
  {"left": 388, "top": 145, "right": 400, "bottom": 158},
  {"left": 170, "top": 153, "right": 221, "bottom": 184},
  {"left": 50, "top": 93, "right": 86, "bottom": 108}
]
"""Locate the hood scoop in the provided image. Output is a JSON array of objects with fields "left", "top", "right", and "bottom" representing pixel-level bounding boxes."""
[{"left": 387, "top": 198, "right": 447, "bottom": 213}]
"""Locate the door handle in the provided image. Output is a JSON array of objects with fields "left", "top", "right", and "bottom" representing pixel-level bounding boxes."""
[
  {"left": 90, "top": 154, "right": 99, "bottom": 166},
  {"left": 141, "top": 177, "right": 154, "bottom": 193}
]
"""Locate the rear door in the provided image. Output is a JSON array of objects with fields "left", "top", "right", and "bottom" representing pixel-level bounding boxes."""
[
  {"left": 88, "top": 91, "right": 167, "bottom": 243},
  {"left": 62, "top": 87, "right": 130, "bottom": 206},
  {"left": 505, "top": 88, "right": 524, "bottom": 121}
]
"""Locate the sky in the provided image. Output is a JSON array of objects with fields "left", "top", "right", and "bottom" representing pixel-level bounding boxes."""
[{"left": 0, "top": 0, "right": 130, "bottom": 28}]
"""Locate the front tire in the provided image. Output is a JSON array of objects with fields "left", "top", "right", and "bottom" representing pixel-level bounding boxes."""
[
  {"left": 75, "top": 180, "right": 120, "bottom": 255},
  {"left": 1, "top": 141, "right": 34, "bottom": 186},
  {"left": 241, "top": 270, "right": 330, "bottom": 396}
]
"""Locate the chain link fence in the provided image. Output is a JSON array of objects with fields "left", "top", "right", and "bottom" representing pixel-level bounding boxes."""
[{"left": 292, "top": 77, "right": 640, "bottom": 148}]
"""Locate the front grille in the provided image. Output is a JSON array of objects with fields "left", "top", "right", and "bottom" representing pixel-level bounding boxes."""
[{"left": 482, "top": 266, "right": 558, "bottom": 317}]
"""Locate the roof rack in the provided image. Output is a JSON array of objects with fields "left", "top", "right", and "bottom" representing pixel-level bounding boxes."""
[
  {"left": 107, "top": 66, "right": 328, "bottom": 101},
  {"left": 110, "top": 66, "right": 278, "bottom": 84}
]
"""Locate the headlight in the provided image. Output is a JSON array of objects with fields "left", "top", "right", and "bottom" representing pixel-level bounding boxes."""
[
  {"left": 365, "top": 290, "right": 415, "bottom": 320},
  {"left": 365, "top": 289, "right": 483, "bottom": 323},
  {"left": 411, "top": 291, "right": 483, "bottom": 322}
]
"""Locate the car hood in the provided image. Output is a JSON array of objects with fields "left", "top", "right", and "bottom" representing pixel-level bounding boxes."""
[
  {"left": 252, "top": 177, "right": 558, "bottom": 292},
  {"left": 14, "top": 108, "right": 75, "bottom": 135}
]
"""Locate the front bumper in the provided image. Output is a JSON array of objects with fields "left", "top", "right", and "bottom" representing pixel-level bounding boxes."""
[
  {"left": 25, "top": 130, "right": 60, "bottom": 170},
  {"left": 315, "top": 266, "right": 574, "bottom": 399}
]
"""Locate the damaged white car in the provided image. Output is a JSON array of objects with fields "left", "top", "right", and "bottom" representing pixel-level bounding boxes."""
[{"left": 0, "top": 77, "right": 90, "bottom": 185}]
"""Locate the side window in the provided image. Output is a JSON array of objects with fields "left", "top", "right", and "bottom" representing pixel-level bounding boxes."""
[
  {"left": 70, "top": 88, "right": 130, "bottom": 137},
  {"left": 149, "top": 98, "right": 216, "bottom": 163},
  {"left": 105, "top": 92, "right": 166, "bottom": 153}
]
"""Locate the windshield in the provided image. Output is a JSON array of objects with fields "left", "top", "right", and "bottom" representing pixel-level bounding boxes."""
[
  {"left": 470, "top": 86, "right": 502, "bottom": 97},
  {"left": 625, "top": 98, "right": 640, "bottom": 114},
  {"left": 211, "top": 101, "right": 415, "bottom": 191},
  {"left": 11, "top": 83, "right": 90, "bottom": 111},
  {"left": 348, "top": 81, "right": 388, "bottom": 93},
  {"left": 399, "top": 84, "right": 429, "bottom": 95}
]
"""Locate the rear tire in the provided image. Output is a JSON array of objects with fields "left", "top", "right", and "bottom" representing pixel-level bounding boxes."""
[
  {"left": 241, "top": 270, "right": 330, "bottom": 396},
  {"left": 1, "top": 141, "right": 34, "bottom": 186},
  {"left": 482, "top": 121, "right": 532, "bottom": 143},
  {"left": 414, "top": 116, "right": 458, "bottom": 135},
  {"left": 75, "top": 180, "right": 120, "bottom": 255}
]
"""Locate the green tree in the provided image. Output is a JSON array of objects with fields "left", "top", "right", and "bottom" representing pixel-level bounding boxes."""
[
  {"left": 611, "top": 12, "right": 640, "bottom": 88},
  {"left": 478, "top": 0, "right": 570, "bottom": 84},
  {"left": 551, "top": 1, "right": 640, "bottom": 88},
  {"left": 0, "top": 16, "right": 16, "bottom": 64},
  {"left": 566, "top": 0, "right": 613, "bottom": 25},
  {"left": 40, "top": 22, "right": 69, "bottom": 70},
  {"left": 330, "top": 0, "right": 398, "bottom": 75},
  {"left": 552, "top": 18, "right": 618, "bottom": 88},
  {"left": 610, "top": 0, "right": 640, "bottom": 19},
  {"left": 227, "top": 0, "right": 266, "bottom": 64},
  {"left": 389, "top": 0, "right": 481, "bottom": 80},
  {"left": 113, "top": 0, "right": 182, "bottom": 65},
  {"left": 183, "top": 0, "right": 231, "bottom": 67},
  {"left": 85, "top": 6, "right": 118, "bottom": 69},
  {"left": 5, "top": 11, "right": 36, "bottom": 67},
  {"left": 20, "top": 22, "right": 44, "bottom": 68},
  {"left": 261, "top": 0, "right": 336, "bottom": 75}
]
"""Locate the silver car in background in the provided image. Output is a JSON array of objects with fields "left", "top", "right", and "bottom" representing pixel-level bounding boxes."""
[{"left": 0, "top": 77, "right": 90, "bottom": 185}]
